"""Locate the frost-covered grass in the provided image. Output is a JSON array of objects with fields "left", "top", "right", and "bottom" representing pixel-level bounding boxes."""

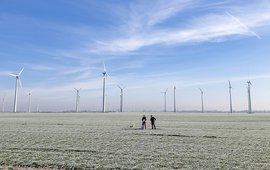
[{"left": 0, "top": 112, "right": 270, "bottom": 169}]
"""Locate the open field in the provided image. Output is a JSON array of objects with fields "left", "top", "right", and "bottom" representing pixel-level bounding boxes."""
[{"left": 0, "top": 112, "right": 270, "bottom": 169}]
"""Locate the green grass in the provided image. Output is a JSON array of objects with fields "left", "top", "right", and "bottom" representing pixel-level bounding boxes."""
[{"left": 0, "top": 112, "right": 270, "bottom": 169}]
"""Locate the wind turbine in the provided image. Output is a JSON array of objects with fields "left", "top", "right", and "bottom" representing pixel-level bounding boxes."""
[
  {"left": 247, "top": 81, "right": 252, "bottom": 113},
  {"left": 2, "top": 98, "right": 4, "bottom": 112},
  {"left": 74, "top": 88, "right": 81, "bottom": 113},
  {"left": 27, "top": 91, "right": 32, "bottom": 113},
  {"left": 102, "top": 63, "right": 110, "bottom": 113},
  {"left": 9, "top": 68, "right": 24, "bottom": 113},
  {"left": 173, "top": 86, "right": 176, "bottom": 112},
  {"left": 117, "top": 85, "right": 125, "bottom": 112},
  {"left": 36, "top": 102, "right": 40, "bottom": 113},
  {"left": 199, "top": 88, "right": 204, "bottom": 113},
  {"left": 228, "top": 80, "right": 233, "bottom": 113},
  {"left": 161, "top": 88, "right": 168, "bottom": 112}
]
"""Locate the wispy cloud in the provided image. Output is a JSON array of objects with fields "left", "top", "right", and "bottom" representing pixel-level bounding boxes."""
[
  {"left": 25, "top": 64, "right": 56, "bottom": 71},
  {"left": 226, "top": 12, "right": 261, "bottom": 39},
  {"left": 89, "top": 0, "right": 270, "bottom": 54},
  {"left": 127, "top": 0, "right": 197, "bottom": 32}
]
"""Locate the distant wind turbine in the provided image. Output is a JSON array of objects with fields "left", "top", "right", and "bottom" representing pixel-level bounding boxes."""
[
  {"left": 228, "top": 80, "right": 233, "bottom": 113},
  {"left": 161, "top": 88, "right": 168, "bottom": 112},
  {"left": 2, "top": 97, "right": 5, "bottom": 112},
  {"left": 199, "top": 88, "right": 204, "bottom": 113},
  {"left": 27, "top": 91, "right": 32, "bottom": 113},
  {"left": 247, "top": 81, "right": 252, "bottom": 113},
  {"left": 102, "top": 63, "right": 110, "bottom": 113},
  {"left": 74, "top": 88, "right": 81, "bottom": 113},
  {"left": 36, "top": 102, "right": 40, "bottom": 113},
  {"left": 117, "top": 85, "right": 125, "bottom": 112},
  {"left": 173, "top": 86, "right": 176, "bottom": 112},
  {"left": 9, "top": 68, "right": 24, "bottom": 112}
]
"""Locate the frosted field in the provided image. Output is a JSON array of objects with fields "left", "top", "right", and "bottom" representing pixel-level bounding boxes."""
[{"left": 0, "top": 112, "right": 270, "bottom": 169}]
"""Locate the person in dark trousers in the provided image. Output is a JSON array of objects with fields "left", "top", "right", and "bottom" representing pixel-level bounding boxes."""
[
  {"left": 142, "top": 115, "right": 147, "bottom": 129},
  {"left": 150, "top": 115, "right": 156, "bottom": 129}
]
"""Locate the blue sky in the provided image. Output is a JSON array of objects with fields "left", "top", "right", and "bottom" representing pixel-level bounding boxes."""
[{"left": 1, "top": 0, "right": 270, "bottom": 112}]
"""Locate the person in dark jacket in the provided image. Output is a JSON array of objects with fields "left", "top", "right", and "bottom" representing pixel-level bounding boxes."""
[
  {"left": 142, "top": 115, "right": 147, "bottom": 129},
  {"left": 150, "top": 115, "right": 156, "bottom": 129}
]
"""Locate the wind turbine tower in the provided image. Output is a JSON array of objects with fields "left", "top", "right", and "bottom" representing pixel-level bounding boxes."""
[
  {"left": 228, "top": 80, "right": 233, "bottom": 113},
  {"left": 102, "top": 64, "right": 110, "bottom": 113},
  {"left": 117, "top": 85, "right": 125, "bottom": 112},
  {"left": 74, "top": 88, "right": 81, "bottom": 113},
  {"left": 27, "top": 91, "right": 32, "bottom": 113},
  {"left": 247, "top": 81, "right": 252, "bottom": 113},
  {"left": 9, "top": 68, "right": 24, "bottom": 113},
  {"left": 173, "top": 86, "right": 176, "bottom": 112},
  {"left": 161, "top": 88, "right": 168, "bottom": 112},
  {"left": 199, "top": 88, "right": 204, "bottom": 113}
]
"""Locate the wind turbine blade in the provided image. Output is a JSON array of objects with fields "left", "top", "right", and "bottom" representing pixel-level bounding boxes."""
[
  {"left": 165, "top": 88, "right": 168, "bottom": 93},
  {"left": 8, "top": 73, "right": 17, "bottom": 77},
  {"left": 18, "top": 68, "right": 24, "bottom": 76},
  {"left": 106, "top": 72, "right": 111, "bottom": 79}
]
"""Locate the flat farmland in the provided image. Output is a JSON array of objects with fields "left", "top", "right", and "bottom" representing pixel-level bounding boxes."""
[{"left": 0, "top": 112, "right": 270, "bottom": 169}]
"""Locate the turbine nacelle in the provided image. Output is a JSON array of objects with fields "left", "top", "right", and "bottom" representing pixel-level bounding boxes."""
[
  {"left": 161, "top": 88, "right": 168, "bottom": 94},
  {"left": 102, "top": 65, "right": 110, "bottom": 78},
  {"left": 102, "top": 62, "right": 110, "bottom": 77},
  {"left": 9, "top": 73, "right": 19, "bottom": 78},
  {"left": 117, "top": 85, "right": 126, "bottom": 90},
  {"left": 74, "top": 88, "right": 81, "bottom": 92},
  {"left": 27, "top": 91, "right": 33, "bottom": 95},
  {"left": 247, "top": 81, "right": 252, "bottom": 89},
  {"left": 228, "top": 80, "right": 232, "bottom": 88}
]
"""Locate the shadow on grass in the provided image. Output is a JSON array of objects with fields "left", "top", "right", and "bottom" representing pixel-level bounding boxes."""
[
  {"left": 134, "top": 133, "right": 224, "bottom": 139},
  {"left": 3, "top": 147, "right": 98, "bottom": 153}
]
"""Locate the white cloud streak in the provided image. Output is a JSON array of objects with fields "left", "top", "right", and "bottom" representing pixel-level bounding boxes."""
[
  {"left": 226, "top": 12, "right": 261, "bottom": 39},
  {"left": 127, "top": 0, "right": 197, "bottom": 31},
  {"left": 89, "top": 0, "right": 270, "bottom": 54}
]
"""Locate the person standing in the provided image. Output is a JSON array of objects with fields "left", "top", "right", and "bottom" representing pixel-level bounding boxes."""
[
  {"left": 142, "top": 115, "right": 147, "bottom": 129},
  {"left": 150, "top": 115, "right": 156, "bottom": 129}
]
